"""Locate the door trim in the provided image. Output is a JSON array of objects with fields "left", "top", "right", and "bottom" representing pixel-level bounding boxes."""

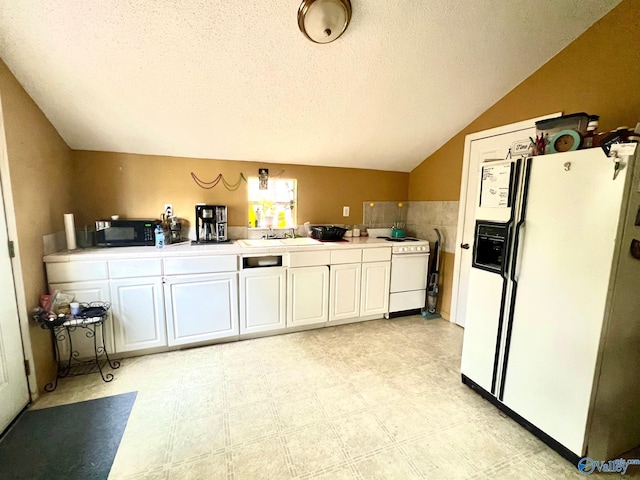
[
  {"left": 0, "top": 94, "right": 37, "bottom": 399},
  {"left": 450, "top": 113, "right": 561, "bottom": 326}
]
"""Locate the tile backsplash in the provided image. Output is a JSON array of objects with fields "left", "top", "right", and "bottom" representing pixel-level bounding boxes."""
[{"left": 362, "top": 201, "right": 459, "bottom": 253}]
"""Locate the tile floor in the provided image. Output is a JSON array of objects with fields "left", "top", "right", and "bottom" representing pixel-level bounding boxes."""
[{"left": 32, "top": 316, "right": 639, "bottom": 479}]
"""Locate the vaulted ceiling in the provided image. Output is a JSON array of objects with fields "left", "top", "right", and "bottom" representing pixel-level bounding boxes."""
[{"left": 0, "top": 1, "right": 620, "bottom": 172}]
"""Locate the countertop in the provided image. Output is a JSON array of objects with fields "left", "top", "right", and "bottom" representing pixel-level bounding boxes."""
[{"left": 43, "top": 236, "right": 393, "bottom": 262}]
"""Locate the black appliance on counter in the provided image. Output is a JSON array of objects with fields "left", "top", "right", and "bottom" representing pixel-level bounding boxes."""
[
  {"left": 194, "top": 205, "right": 228, "bottom": 243},
  {"left": 95, "top": 219, "right": 159, "bottom": 247}
]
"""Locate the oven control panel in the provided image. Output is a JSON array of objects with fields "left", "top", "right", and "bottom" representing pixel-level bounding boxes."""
[{"left": 392, "top": 244, "right": 429, "bottom": 254}]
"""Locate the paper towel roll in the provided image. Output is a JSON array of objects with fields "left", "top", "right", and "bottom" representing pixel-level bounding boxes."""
[{"left": 64, "top": 213, "right": 77, "bottom": 250}]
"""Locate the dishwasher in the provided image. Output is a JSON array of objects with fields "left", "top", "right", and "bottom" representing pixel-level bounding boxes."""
[{"left": 239, "top": 254, "right": 287, "bottom": 335}]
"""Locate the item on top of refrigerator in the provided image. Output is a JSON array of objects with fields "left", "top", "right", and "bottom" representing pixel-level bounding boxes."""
[
  {"left": 596, "top": 127, "right": 633, "bottom": 155},
  {"left": 581, "top": 115, "right": 600, "bottom": 149},
  {"left": 535, "top": 113, "right": 590, "bottom": 140},
  {"left": 548, "top": 129, "right": 583, "bottom": 153}
]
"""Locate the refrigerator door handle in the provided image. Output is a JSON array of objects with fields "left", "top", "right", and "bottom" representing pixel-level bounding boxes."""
[
  {"left": 512, "top": 223, "right": 525, "bottom": 282},
  {"left": 510, "top": 158, "right": 533, "bottom": 282},
  {"left": 499, "top": 156, "right": 533, "bottom": 401},
  {"left": 489, "top": 158, "right": 522, "bottom": 394}
]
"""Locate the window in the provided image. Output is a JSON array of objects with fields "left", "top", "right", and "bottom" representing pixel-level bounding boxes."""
[{"left": 248, "top": 177, "right": 297, "bottom": 228}]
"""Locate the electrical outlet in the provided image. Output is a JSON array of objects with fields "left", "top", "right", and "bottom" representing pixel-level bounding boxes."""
[
  {"left": 164, "top": 204, "right": 173, "bottom": 218},
  {"left": 343, "top": 206, "right": 350, "bottom": 217}
]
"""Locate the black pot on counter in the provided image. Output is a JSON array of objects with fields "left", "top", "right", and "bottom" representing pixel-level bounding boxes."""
[{"left": 311, "top": 226, "right": 347, "bottom": 241}]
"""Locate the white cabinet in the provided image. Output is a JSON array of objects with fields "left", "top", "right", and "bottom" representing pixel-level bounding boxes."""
[
  {"left": 240, "top": 268, "right": 286, "bottom": 334},
  {"left": 43, "top": 246, "right": 391, "bottom": 354},
  {"left": 287, "top": 266, "right": 329, "bottom": 327},
  {"left": 48, "top": 280, "right": 112, "bottom": 359},
  {"left": 47, "top": 261, "right": 108, "bottom": 283},
  {"left": 361, "top": 261, "right": 391, "bottom": 316},
  {"left": 164, "top": 273, "right": 239, "bottom": 346},
  {"left": 110, "top": 277, "right": 166, "bottom": 353},
  {"left": 46, "top": 254, "right": 241, "bottom": 354},
  {"left": 329, "top": 250, "right": 391, "bottom": 323},
  {"left": 329, "top": 263, "right": 362, "bottom": 322}
]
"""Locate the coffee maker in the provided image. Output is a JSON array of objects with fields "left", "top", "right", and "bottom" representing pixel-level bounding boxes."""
[{"left": 194, "top": 205, "right": 228, "bottom": 243}]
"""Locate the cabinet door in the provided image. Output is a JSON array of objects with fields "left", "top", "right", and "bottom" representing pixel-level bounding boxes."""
[
  {"left": 360, "top": 261, "right": 391, "bottom": 317},
  {"left": 164, "top": 273, "right": 239, "bottom": 346},
  {"left": 110, "top": 277, "right": 166, "bottom": 353},
  {"left": 240, "top": 268, "right": 286, "bottom": 334},
  {"left": 329, "top": 263, "right": 361, "bottom": 322},
  {"left": 49, "top": 281, "right": 112, "bottom": 360},
  {"left": 287, "top": 266, "right": 329, "bottom": 328}
]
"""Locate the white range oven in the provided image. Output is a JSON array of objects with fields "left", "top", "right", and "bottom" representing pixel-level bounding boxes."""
[{"left": 369, "top": 229, "right": 430, "bottom": 317}]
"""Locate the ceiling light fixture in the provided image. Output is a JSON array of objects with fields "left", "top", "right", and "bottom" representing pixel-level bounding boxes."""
[{"left": 297, "top": 0, "right": 352, "bottom": 44}]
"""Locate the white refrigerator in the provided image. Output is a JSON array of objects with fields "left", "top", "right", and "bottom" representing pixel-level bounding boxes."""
[{"left": 459, "top": 146, "right": 640, "bottom": 464}]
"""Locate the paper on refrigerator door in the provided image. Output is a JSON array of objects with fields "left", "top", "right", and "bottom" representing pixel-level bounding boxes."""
[{"left": 480, "top": 163, "right": 512, "bottom": 208}]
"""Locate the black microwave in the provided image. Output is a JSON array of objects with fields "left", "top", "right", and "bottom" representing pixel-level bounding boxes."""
[{"left": 95, "top": 219, "right": 158, "bottom": 247}]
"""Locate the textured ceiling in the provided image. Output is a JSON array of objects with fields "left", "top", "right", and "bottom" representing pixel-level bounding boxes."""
[{"left": 0, "top": 1, "right": 620, "bottom": 172}]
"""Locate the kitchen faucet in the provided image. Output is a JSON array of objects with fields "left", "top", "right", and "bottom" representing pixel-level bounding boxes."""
[
  {"left": 262, "top": 228, "right": 277, "bottom": 239},
  {"left": 261, "top": 228, "right": 295, "bottom": 239}
]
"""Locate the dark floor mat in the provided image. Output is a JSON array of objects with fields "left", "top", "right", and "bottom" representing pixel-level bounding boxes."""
[{"left": 0, "top": 391, "right": 137, "bottom": 480}]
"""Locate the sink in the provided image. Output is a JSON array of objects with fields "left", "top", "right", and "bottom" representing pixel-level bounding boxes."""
[
  {"left": 280, "top": 237, "right": 322, "bottom": 246},
  {"left": 236, "top": 239, "right": 284, "bottom": 248},
  {"left": 236, "top": 238, "right": 323, "bottom": 248}
]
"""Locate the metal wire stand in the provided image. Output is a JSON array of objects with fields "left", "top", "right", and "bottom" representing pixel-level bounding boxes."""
[{"left": 37, "top": 304, "right": 120, "bottom": 392}]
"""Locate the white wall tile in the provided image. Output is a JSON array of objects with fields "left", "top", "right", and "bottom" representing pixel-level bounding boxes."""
[{"left": 405, "top": 201, "right": 459, "bottom": 253}]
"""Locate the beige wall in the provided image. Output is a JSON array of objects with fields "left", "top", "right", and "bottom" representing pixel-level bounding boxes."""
[
  {"left": 0, "top": 59, "right": 74, "bottom": 392},
  {"left": 70, "top": 151, "right": 409, "bottom": 229},
  {"left": 408, "top": 0, "right": 640, "bottom": 317}
]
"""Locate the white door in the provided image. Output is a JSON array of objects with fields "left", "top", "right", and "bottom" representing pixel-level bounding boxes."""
[
  {"left": 240, "top": 268, "right": 286, "bottom": 334},
  {"left": 49, "top": 281, "right": 112, "bottom": 359},
  {"left": 360, "top": 261, "right": 391, "bottom": 317},
  {"left": 451, "top": 114, "right": 559, "bottom": 327},
  {"left": 329, "top": 263, "right": 361, "bottom": 322},
  {"left": 164, "top": 273, "right": 239, "bottom": 345},
  {"left": 287, "top": 266, "right": 329, "bottom": 327},
  {"left": 110, "top": 277, "right": 167, "bottom": 353},
  {"left": 0, "top": 179, "right": 29, "bottom": 432}
]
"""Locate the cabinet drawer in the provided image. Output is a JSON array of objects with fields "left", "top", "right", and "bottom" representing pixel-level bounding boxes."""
[
  {"left": 163, "top": 255, "right": 238, "bottom": 275},
  {"left": 330, "top": 249, "right": 362, "bottom": 265},
  {"left": 289, "top": 250, "right": 331, "bottom": 267},
  {"left": 362, "top": 247, "right": 391, "bottom": 262},
  {"left": 46, "top": 261, "right": 108, "bottom": 283},
  {"left": 109, "top": 258, "right": 162, "bottom": 279}
]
